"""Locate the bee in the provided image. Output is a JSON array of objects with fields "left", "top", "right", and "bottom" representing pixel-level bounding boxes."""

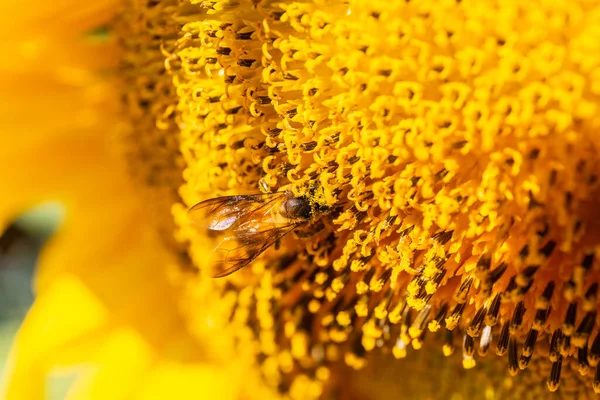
[{"left": 189, "top": 191, "right": 325, "bottom": 278}]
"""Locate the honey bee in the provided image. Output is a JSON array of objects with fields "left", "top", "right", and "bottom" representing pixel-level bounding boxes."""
[{"left": 189, "top": 191, "right": 325, "bottom": 277}]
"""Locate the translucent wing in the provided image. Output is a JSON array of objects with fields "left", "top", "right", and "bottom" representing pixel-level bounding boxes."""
[
  {"left": 189, "top": 191, "right": 312, "bottom": 277},
  {"left": 188, "top": 193, "right": 285, "bottom": 232},
  {"left": 209, "top": 223, "right": 298, "bottom": 278}
]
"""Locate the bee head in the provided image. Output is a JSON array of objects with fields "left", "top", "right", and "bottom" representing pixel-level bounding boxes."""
[{"left": 283, "top": 196, "right": 313, "bottom": 220}]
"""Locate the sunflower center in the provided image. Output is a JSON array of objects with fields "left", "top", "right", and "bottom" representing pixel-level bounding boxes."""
[{"left": 117, "top": 0, "right": 600, "bottom": 398}]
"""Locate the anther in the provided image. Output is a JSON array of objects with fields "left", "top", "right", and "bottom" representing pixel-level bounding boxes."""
[
  {"left": 502, "top": 276, "right": 517, "bottom": 300},
  {"left": 582, "top": 253, "right": 595, "bottom": 271},
  {"left": 370, "top": 269, "right": 392, "bottom": 292},
  {"left": 453, "top": 278, "right": 473, "bottom": 304},
  {"left": 432, "top": 230, "right": 454, "bottom": 245},
  {"left": 563, "top": 302, "right": 578, "bottom": 336},
  {"left": 484, "top": 294, "right": 501, "bottom": 326},
  {"left": 578, "top": 346, "right": 590, "bottom": 376},
  {"left": 488, "top": 262, "right": 508, "bottom": 286},
  {"left": 445, "top": 302, "right": 466, "bottom": 330},
  {"left": 408, "top": 305, "right": 431, "bottom": 339},
  {"left": 573, "top": 311, "right": 597, "bottom": 347},
  {"left": 536, "top": 281, "right": 555, "bottom": 309},
  {"left": 475, "top": 254, "right": 492, "bottom": 275},
  {"left": 519, "top": 353, "right": 532, "bottom": 370},
  {"left": 583, "top": 283, "right": 598, "bottom": 312},
  {"left": 594, "top": 362, "right": 600, "bottom": 394},
  {"left": 509, "top": 301, "right": 526, "bottom": 334},
  {"left": 478, "top": 325, "right": 493, "bottom": 356},
  {"left": 590, "top": 330, "right": 600, "bottom": 366},
  {"left": 508, "top": 337, "right": 519, "bottom": 376},
  {"left": 539, "top": 240, "right": 556, "bottom": 258},
  {"left": 443, "top": 329, "right": 454, "bottom": 356},
  {"left": 428, "top": 303, "right": 448, "bottom": 332},
  {"left": 547, "top": 357, "right": 562, "bottom": 392},
  {"left": 496, "top": 322, "right": 509, "bottom": 356},
  {"left": 533, "top": 307, "right": 551, "bottom": 330},
  {"left": 522, "top": 329, "right": 538, "bottom": 357},
  {"left": 549, "top": 329, "right": 563, "bottom": 362},
  {"left": 516, "top": 266, "right": 538, "bottom": 287},
  {"left": 467, "top": 306, "right": 487, "bottom": 337},
  {"left": 517, "top": 279, "right": 534, "bottom": 296},
  {"left": 463, "top": 334, "right": 475, "bottom": 357},
  {"left": 519, "top": 244, "right": 529, "bottom": 260},
  {"left": 559, "top": 333, "right": 571, "bottom": 358},
  {"left": 235, "top": 31, "right": 254, "bottom": 40}
]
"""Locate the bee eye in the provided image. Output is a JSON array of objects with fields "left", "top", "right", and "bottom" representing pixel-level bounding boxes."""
[{"left": 283, "top": 197, "right": 312, "bottom": 219}]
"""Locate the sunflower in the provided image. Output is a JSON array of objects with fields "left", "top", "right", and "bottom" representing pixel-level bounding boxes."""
[{"left": 2, "top": 0, "right": 600, "bottom": 399}]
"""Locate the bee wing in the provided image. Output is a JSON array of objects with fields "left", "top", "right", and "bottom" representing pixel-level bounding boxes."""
[
  {"left": 188, "top": 193, "right": 284, "bottom": 231},
  {"left": 209, "top": 223, "right": 298, "bottom": 278}
]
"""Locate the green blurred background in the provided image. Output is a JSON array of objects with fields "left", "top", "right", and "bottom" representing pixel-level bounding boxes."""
[{"left": 0, "top": 203, "right": 68, "bottom": 397}]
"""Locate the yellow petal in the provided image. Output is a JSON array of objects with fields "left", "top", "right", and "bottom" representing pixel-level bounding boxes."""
[
  {"left": 63, "top": 329, "right": 155, "bottom": 400},
  {"left": 1, "top": 275, "right": 109, "bottom": 400},
  {"left": 136, "top": 364, "right": 241, "bottom": 400}
]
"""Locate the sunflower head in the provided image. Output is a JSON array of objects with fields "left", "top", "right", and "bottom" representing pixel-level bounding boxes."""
[
  {"left": 112, "top": 0, "right": 600, "bottom": 397},
  {"left": 3, "top": 0, "right": 600, "bottom": 399}
]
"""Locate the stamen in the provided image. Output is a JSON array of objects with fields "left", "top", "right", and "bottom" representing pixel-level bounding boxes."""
[
  {"left": 428, "top": 303, "right": 448, "bottom": 332},
  {"left": 562, "top": 302, "right": 578, "bottom": 336},
  {"left": 466, "top": 306, "right": 487, "bottom": 337},
  {"left": 547, "top": 357, "right": 562, "bottom": 392},
  {"left": 573, "top": 311, "right": 597, "bottom": 347},
  {"left": 536, "top": 281, "right": 556, "bottom": 310},
  {"left": 522, "top": 329, "right": 538, "bottom": 358},
  {"left": 590, "top": 330, "right": 600, "bottom": 367},
  {"left": 578, "top": 347, "right": 590, "bottom": 376},
  {"left": 509, "top": 301, "right": 526, "bottom": 334},
  {"left": 478, "top": 325, "right": 493, "bottom": 356},
  {"left": 496, "top": 322, "right": 510, "bottom": 356},
  {"left": 549, "top": 329, "right": 563, "bottom": 362},
  {"left": 463, "top": 334, "right": 475, "bottom": 357},
  {"left": 484, "top": 294, "right": 502, "bottom": 326},
  {"left": 443, "top": 329, "right": 454, "bottom": 357},
  {"left": 508, "top": 337, "right": 519, "bottom": 376}
]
